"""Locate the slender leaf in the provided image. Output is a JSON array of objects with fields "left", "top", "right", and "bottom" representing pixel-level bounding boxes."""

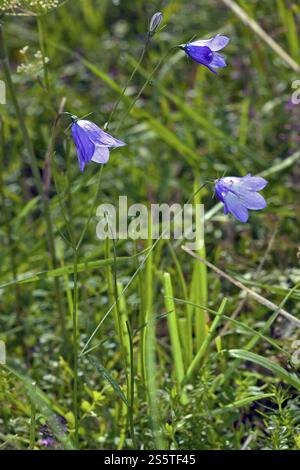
[{"left": 228, "top": 350, "right": 300, "bottom": 390}]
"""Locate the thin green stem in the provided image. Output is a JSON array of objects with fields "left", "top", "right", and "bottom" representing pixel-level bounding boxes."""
[
  {"left": 143, "top": 215, "right": 166, "bottom": 449},
  {"left": 126, "top": 320, "right": 137, "bottom": 449},
  {"left": 52, "top": 159, "right": 75, "bottom": 248},
  {"left": 72, "top": 248, "right": 79, "bottom": 447},
  {"left": 163, "top": 272, "right": 187, "bottom": 404},
  {"left": 115, "top": 47, "right": 172, "bottom": 133},
  {"left": 105, "top": 241, "right": 129, "bottom": 448},
  {"left": 71, "top": 166, "right": 104, "bottom": 447},
  {"left": 106, "top": 34, "right": 151, "bottom": 130},
  {"left": 134, "top": 239, "right": 145, "bottom": 377},
  {"left": 184, "top": 298, "right": 227, "bottom": 384},
  {"left": 166, "top": 241, "right": 192, "bottom": 365},
  {"left": 37, "top": 14, "right": 50, "bottom": 91},
  {"left": 105, "top": 238, "right": 121, "bottom": 338},
  {"left": 76, "top": 166, "right": 103, "bottom": 250},
  {"left": 29, "top": 393, "right": 36, "bottom": 450},
  {"left": 65, "top": 138, "right": 74, "bottom": 235},
  {"left": 191, "top": 177, "right": 208, "bottom": 351}
]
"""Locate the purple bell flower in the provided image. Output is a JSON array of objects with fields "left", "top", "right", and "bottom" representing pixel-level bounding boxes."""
[
  {"left": 215, "top": 174, "right": 268, "bottom": 223},
  {"left": 183, "top": 34, "right": 230, "bottom": 74},
  {"left": 71, "top": 118, "right": 126, "bottom": 172}
]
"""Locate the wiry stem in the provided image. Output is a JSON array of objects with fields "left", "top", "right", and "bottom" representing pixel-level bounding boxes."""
[
  {"left": 72, "top": 248, "right": 79, "bottom": 447},
  {"left": 37, "top": 14, "right": 50, "bottom": 91},
  {"left": 105, "top": 34, "right": 151, "bottom": 130}
]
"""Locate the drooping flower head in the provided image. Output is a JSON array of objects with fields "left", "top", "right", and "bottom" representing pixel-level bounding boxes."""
[
  {"left": 215, "top": 174, "right": 268, "bottom": 223},
  {"left": 182, "top": 34, "right": 230, "bottom": 74},
  {"left": 71, "top": 118, "right": 126, "bottom": 172}
]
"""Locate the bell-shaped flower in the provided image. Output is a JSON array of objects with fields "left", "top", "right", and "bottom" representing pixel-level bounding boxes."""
[
  {"left": 183, "top": 34, "right": 230, "bottom": 74},
  {"left": 71, "top": 119, "right": 126, "bottom": 172},
  {"left": 215, "top": 174, "right": 268, "bottom": 222}
]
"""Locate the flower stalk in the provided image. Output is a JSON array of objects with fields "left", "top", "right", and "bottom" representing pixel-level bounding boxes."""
[{"left": 72, "top": 248, "right": 79, "bottom": 447}]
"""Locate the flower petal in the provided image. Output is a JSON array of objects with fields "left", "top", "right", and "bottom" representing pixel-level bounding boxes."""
[
  {"left": 208, "top": 34, "right": 230, "bottom": 51},
  {"left": 223, "top": 201, "right": 229, "bottom": 215},
  {"left": 215, "top": 180, "right": 226, "bottom": 202},
  {"left": 91, "top": 145, "right": 110, "bottom": 164},
  {"left": 241, "top": 174, "right": 268, "bottom": 191},
  {"left": 231, "top": 185, "right": 267, "bottom": 210},
  {"left": 185, "top": 45, "right": 214, "bottom": 66},
  {"left": 224, "top": 192, "right": 249, "bottom": 222},
  {"left": 191, "top": 35, "right": 230, "bottom": 51},
  {"left": 71, "top": 122, "right": 95, "bottom": 172},
  {"left": 77, "top": 120, "right": 126, "bottom": 148},
  {"left": 210, "top": 52, "right": 227, "bottom": 69}
]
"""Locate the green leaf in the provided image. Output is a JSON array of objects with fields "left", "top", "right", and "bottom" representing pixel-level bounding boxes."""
[
  {"left": 87, "top": 356, "right": 128, "bottom": 406},
  {"left": 228, "top": 349, "right": 300, "bottom": 390},
  {"left": 0, "top": 250, "right": 148, "bottom": 289},
  {"left": 212, "top": 393, "right": 275, "bottom": 415}
]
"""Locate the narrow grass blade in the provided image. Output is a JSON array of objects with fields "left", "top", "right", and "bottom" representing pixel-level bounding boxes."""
[
  {"left": 87, "top": 356, "right": 128, "bottom": 407},
  {"left": 163, "top": 272, "right": 186, "bottom": 385},
  {"left": 228, "top": 349, "right": 300, "bottom": 391},
  {"left": 184, "top": 298, "right": 227, "bottom": 383},
  {"left": 211, "top": 393, "right": 275, "bottom": 416},
  {"left": 0, "top": 251, "right": 147, "bottom": 289}
]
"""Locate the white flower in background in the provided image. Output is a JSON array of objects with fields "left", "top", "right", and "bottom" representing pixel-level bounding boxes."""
[{"left": 0, "top": 0, "right": 65, "bottom": 15}]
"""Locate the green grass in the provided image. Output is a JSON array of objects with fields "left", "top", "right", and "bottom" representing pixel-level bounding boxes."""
[{"left": 0, "top": 0, "right": 300, "bottom": 450}]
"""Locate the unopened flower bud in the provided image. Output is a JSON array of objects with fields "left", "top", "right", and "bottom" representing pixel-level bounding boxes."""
[{"left": 148, "top": 12, "right": 163, "bottom": 36}]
